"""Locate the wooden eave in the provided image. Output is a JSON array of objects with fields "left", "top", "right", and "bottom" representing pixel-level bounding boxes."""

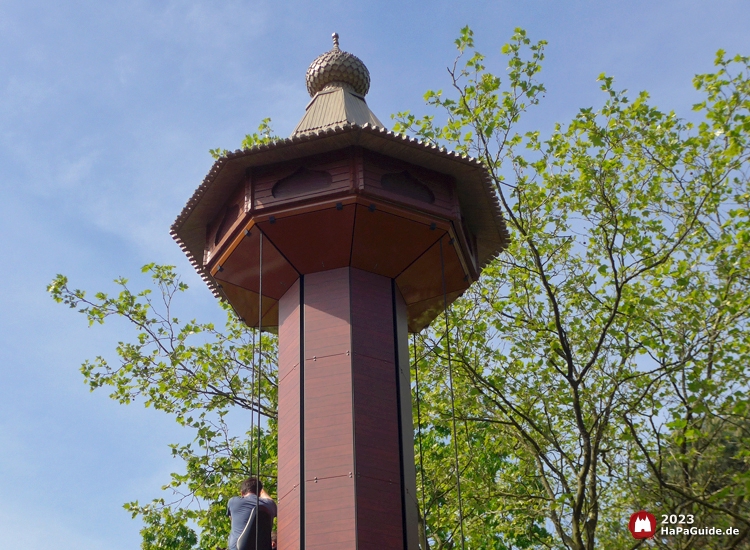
[{"left": 171, "top": 123, "right": 510, "bottom": 304}]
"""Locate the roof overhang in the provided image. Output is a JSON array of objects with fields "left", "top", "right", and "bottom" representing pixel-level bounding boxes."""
[{"left": 171, "top": 123, "right": 509, "bottom": 302}]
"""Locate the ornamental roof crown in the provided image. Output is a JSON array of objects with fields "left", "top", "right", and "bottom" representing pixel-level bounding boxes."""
[{"left": 305, "top": 33, "right": 371, "bottom": 97}]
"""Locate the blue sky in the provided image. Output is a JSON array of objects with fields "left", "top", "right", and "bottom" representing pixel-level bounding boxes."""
[{"left": 1, "top": 1, "right": 748, "bottom": 548}]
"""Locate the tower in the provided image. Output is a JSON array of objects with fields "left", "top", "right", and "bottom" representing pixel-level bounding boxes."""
[{"left": 171, "top": 34, "right": 508, "bottom": 550}]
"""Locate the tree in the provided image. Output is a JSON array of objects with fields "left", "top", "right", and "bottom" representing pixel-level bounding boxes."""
[
  {"left": 48, "top": 263, "right": 279, "bottom": 550},
  {"left": 395, "top": 27, "right": 750, "bottom": 550},
  {"left": 50, "top": 28, "right": 750, "bottom": 550}
]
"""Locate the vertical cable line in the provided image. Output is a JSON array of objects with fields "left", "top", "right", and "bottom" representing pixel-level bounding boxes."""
[
  {"left": 440, "top": 237, "right": 466, "bottom": 550},
  {"left": 249, "top": 245, "right": 257, "bottom": 479},
  {"left": 413, "top": 333, "right": 428, "bottom": 547},
  {"left": 255, "top": 231, "right": 264, "bottom": 550},
  {"left": 250, "top": 319, "right": 257, "bottom": 476}
]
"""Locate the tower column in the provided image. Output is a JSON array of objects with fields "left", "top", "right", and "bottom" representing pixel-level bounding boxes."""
[
  {"left": 171, "top": 33, "right": 508, "bottom": 550},
  {"left": 278, "top": 267, "right": 419, "bottom": 550}
]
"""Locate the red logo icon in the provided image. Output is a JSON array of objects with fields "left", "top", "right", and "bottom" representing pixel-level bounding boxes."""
[{"left": 628, "top": 510, "right": 657, "bottom": 539}]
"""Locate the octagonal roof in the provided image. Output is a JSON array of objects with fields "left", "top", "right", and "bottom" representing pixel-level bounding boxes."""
[{"left": 172, "top": 123, "right": 509, "bottom": 305}]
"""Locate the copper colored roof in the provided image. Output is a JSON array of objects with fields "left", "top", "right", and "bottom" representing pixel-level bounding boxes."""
[
  {"left": 292, "top": 85, "right": 384, "bottom": 136},
  {"left": 171, "top": 123, "right": 509, "bottom": 305}
]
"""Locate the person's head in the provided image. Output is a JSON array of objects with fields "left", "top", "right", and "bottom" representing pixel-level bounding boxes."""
[{"left": 240, "top": 477, "right": 262, "bottom": 496}]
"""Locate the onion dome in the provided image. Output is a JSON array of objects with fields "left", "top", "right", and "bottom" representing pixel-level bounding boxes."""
[{"left": 306, "top": 33, "right": 371, "bottom": 97}]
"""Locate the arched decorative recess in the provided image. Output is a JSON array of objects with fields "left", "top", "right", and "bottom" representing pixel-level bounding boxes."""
[
  {"left": 272, "top": 167, "right": 332, "bottom": 199},
  {"left": 380, "top": 171, "right": 435, "bottom": 204}
]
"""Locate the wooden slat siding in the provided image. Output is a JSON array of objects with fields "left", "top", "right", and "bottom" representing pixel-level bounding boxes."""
[
  {"left": 303, "top": 268, "right": 351, "bottom": 358},
  {"left": 245, "top": 170, "right": 252, "bottom": 214},
  {"left": 349, "top": 269, "right": 405, "bottom": 549},
  {"left": 351, "top": 147, "right": 360, "bottom": 193},
  {"left": 361, "top": 151, "right": 457, "bottom": 216},
  {"left": 277, "top": 268, "right": 413, "bottom": 548},
  {"left": 278, "top": 453, "right": 300, "bottom": 493},
  {"left": 253, "top": 152, "right": 354, "bottom": 210},
  {"left": 303, "top": 269, "right": 357, "bottom": 549},
  {"left": 251, "top": 149, "right": 353, "bottom": 175},
  {"left": 254, "top": 165, "right": 351, "bottom": 205},
  {"left": 354, "top": 147, "right": 365, "bottom": 191},
  {"left": 258, "top": 206, "right": 356, "bottom": 275},
  {"left": 361, "top": 173, "right": 454, "bottom": 218},
  {"left": 254, "top": 165, "right": 351, "bottom": 201},
  {"left": 304, "top": 354, "right": 354, "bottom": 480},
  {"left": 363, "top": 150, "right": 455, "bottom": 204},
  {"left": 350, "top": 268, "right": 394, "bottom": 362},
  {"left": 278, "top": 491, "right": 300, "bottom": 550},
  {"left": 253, "top": 166, "right": 296, "bottom": 203},
  {"left": 394, "top": 285, "right": 420, "bottom": 550},
  {"left": 278, "top": 279, "right": 302, "bottom": 550},
  {"left": 352, "top": 357, "right": 401, "bottom": 482},
  {"left": 355, "top": 475, "right": 403, "bottom": 550},
  {"left": 305, "top": 477, "right": 357, "bottom": 550}
]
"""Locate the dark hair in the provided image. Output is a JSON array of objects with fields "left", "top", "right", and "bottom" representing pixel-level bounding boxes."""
[{"left": 240, "top": 477, "right": 262, "bottom": 495}]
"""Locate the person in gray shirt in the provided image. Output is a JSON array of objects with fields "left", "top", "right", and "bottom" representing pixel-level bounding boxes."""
[{"left": 227, "top": 477, "right": 277, "bottom": 550}]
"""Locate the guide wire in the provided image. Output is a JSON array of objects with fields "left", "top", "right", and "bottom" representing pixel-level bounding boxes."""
[
  {"left": 440, "top": 236, "right": 466, "bottom": 550},
  {"left": 255, "top": 231, "right": 264, "bottom": 550},
  {"left": 249, "top": 299, "right": 257, "bottom": 479},
  {"left": 413, "top": 333, "right": 428, "bottom": 545}
]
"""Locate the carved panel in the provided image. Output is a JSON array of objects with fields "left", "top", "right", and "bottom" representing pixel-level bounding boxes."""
[
  {"left": 253, "top": 150, "right": 353, "bottom": 210},
  {"left": 380, "top": 171, "right": 435, "bottom": 204},
  {"left": 273, "top": 168, "right": 333, "bottom": 199},
  {"left": 361, "top": 150, "right": 457, "bottom": 217}
]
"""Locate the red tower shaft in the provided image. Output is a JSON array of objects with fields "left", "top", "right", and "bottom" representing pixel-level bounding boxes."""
[{"left": 277, "top": 269, "right": 418, "bottom": 549}]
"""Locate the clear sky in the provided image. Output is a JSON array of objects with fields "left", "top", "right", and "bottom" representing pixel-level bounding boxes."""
[{"left": 1, "top": 1, "right": 748, "bottom": 548}]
